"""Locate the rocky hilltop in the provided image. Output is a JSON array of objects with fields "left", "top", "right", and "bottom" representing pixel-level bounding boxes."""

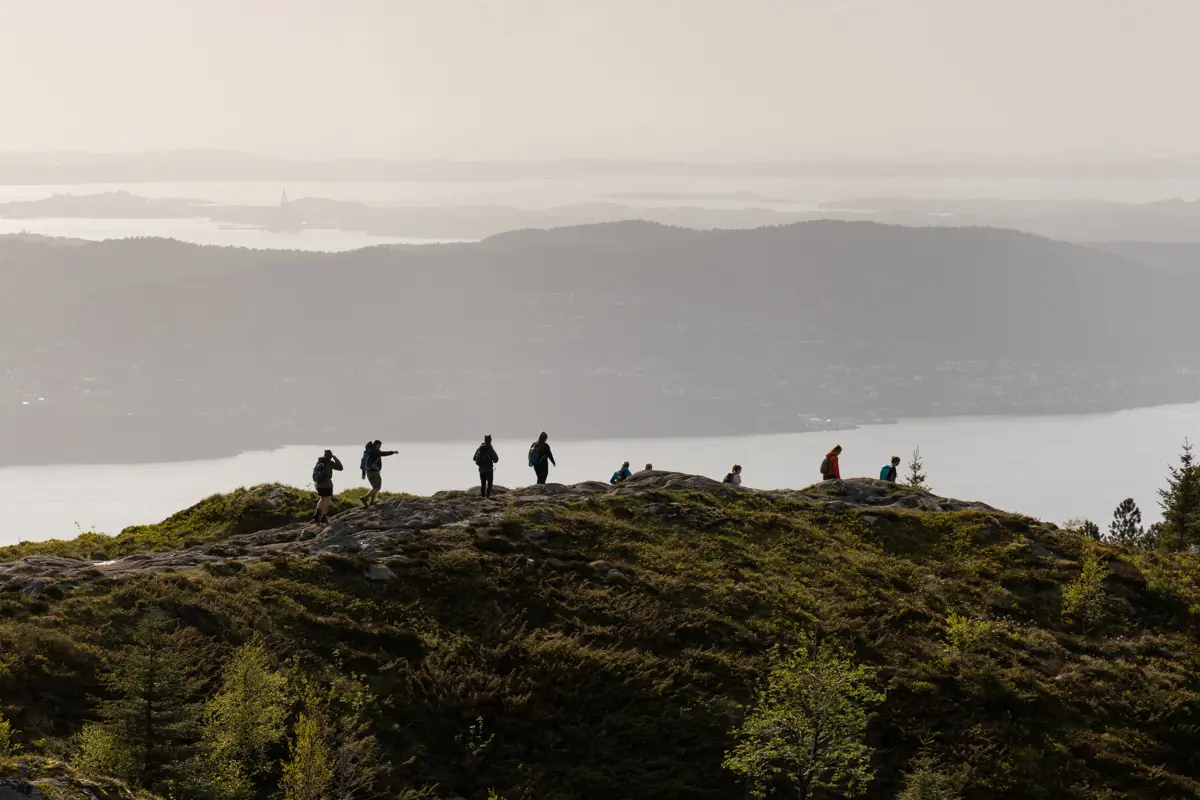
[{"left": 1, "top": 474, "right": 1197, "bottom": 799}]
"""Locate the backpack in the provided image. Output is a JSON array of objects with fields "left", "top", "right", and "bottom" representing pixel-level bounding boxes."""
[
  {"left": 819, "top": 456, "right": 831, "bottom": 477},
  {"left": 359, "top": 447, "right": 373, "bottom": 472},
  {"left": 474, "top": 445, "right": 493, "bottom": 468},
  {"left": 312, "top": 459, "right": 328, "bottom": 484},
  {"left": 528, "top": 444, "right": 542, "bottom": 468}
]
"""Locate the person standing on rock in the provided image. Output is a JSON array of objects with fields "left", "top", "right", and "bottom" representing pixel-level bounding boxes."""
[
  {"left": 474, "top": 434, "right": 500, "bottom": 498},
  {"left": 528, "top": 432, "right": 556, "bottom": 485},
  {"left": 723, "top": 464, "right": 743, "bottom": 485},
  {"left": 360, "top": 440, "right": 398, "bottom": 507},
  {"left": 311, "top": 449, "right": 344, "bottom": 522},
  {"left": 610, "top": 461, "right": 633, "bottom": 484},
  {"left": 820, "top": 445, "right": 842, "bottom": 481},
  {"left": 879, "top": 455, "right": 901, "bottom": 482}
]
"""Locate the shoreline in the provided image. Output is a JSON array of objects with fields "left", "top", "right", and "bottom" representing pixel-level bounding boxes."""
[{"left": 3, "top": 399, "right": 1196, "bottom": 471}]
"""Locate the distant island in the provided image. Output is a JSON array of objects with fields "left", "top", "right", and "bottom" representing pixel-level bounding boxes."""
[
  {"left": 7, "top": 190, "right": 1200, "bottom": 242},
  {"left": 0, "top": 220, "right": 1197, "bottom": 466}
]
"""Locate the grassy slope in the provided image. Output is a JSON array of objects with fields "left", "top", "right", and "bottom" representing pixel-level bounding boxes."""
[
  {"left": 0, "top": 485, "right": 410, "bottom": 562},
  {"left": 1, "top": 482, "right": 1199, "bottom": 798}
]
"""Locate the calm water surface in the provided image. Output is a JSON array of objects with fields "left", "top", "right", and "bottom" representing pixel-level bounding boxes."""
[{"left": 3, "top": 402, "right": 1197, "bottom": 546}]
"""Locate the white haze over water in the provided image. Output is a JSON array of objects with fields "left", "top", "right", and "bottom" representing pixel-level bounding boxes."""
[{"left": 3, "top": 402, "right": 1199, "bottom": 547}]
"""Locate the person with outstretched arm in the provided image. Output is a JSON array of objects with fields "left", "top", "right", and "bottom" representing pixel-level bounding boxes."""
[
  {"left": 359, "top": 439, "right": 398, "bottom": 507},
  {"left": 474, "top": 434, "right": 500, "bottom": 498},
  {"left": 311, "top": 449, "right": 344, "bottom": 523},
  {"left": 528, "top": 431, "right": 556, "bottom": 485}
]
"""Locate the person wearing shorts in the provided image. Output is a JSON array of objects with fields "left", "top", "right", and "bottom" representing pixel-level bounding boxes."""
[
  {"left": 360, "top": 440, "right": 398, "bottom": 506},
  {"left": 312, "top": 450, "right": 343, "bottom": 522}
]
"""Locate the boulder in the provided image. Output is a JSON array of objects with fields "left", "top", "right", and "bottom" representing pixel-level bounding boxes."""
[
  {"left": 365, "top": 564, "right": 398, "bottom": 582},
  {"left": 0, "top": 780, "right": 46, "bottom": 800}
]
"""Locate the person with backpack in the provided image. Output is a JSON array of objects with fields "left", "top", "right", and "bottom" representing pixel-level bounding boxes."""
[
  {"left": 723, "top": 464, "right": 743, "bottom": 485},
  {"left": 879, "top": 455, "right": 901, "bottom": 482},
  {"left": 473, "top": 434, "right": 500, "bottom": 498},
  {"left": 610, "top": 461, "right": 632, "bottom": 484},
  {"left": 359, "top": 439, "right": 398, "bottom": 507},
  {"left": 820, "top": 445, "right": 842, "bottom": 481},
  {"left": 528, "top": 432, "right": 556, "bottom": 485},
  {"left": 311, "top": 449, "right": 343, "bottom": 523}
]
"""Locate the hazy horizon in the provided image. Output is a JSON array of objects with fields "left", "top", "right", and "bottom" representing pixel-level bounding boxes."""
[{"left": 3, "top": 0, "right": 1200, "bottom": 161}]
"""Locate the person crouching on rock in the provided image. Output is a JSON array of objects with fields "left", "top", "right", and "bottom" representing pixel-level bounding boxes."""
[
  {"left": 359, "top": 440, "right": 398, "bottom": 507},
  {"left": 820, "top": 445, "right": 842, "bottom": 481},
  {"left": 311, "top": 449, "right": 343, "bottom": 522},
  {"left": 528, "top": 432, "right": 556, "bottom": 485},
  {"left": 880, "top": 455, "right": 901, "bottom": 482},
  {"left": 474, "top": 434, "right": 500, "bottom": 498},
  {"left": 610, "top": 461, "right": 632, "bottom": 484},
  {"left": 723, "top": 464, "right": 742, "bottom": 485}
]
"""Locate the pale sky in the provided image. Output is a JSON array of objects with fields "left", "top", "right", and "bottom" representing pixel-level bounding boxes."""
[{"left": 1, "top": 0, "right": 1197, "bottom": 160}]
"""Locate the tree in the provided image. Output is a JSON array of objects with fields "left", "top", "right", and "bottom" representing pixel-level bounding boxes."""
[
  {"left": 197, "top": 636, "right": 290, "bottom": 799},
  {"left": 1108, "top": 498, "right": 1146, "bottom": 547},
  {"left": 1157, "top": 438, "right": 1200, "bottom": 551},
  {"left": 281, "top": 694, "right": 335, "bottom": 800},
  {"left": 1061, "top": 518, "right": 1101, "bottom": 541},
  {"left": 73, "top": 619, "right": 204, "bottom": 794},
  {"left": 1062, "top": 547, "right": 1111, "bottom": 633},
  {"left": 906, "top": 447, "right": 930, "bottom": 491},
  {"left": 723, "top": 634, "right": 884, "bottom": 799},
  {"left": 0, "top": 710, "right": 13, "bottom": 756}
]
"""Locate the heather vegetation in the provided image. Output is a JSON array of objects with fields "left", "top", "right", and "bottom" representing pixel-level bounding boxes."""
[{"left": 1, "top": 470, "right": 1199, "bottom": 798}]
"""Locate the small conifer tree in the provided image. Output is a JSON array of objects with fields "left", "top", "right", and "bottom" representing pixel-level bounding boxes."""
[
  {"left": 1157, "top": 438, "right": 1200, "bottom": 550},
  {"left": 906, "top": 447, "right": 930, "bottom": 491},
  {"left": 73, "top": 619, "right": 204, "bottom": 794},
  {"left": 1108, "top": 498, "right": 1146, "bottom": 547}
]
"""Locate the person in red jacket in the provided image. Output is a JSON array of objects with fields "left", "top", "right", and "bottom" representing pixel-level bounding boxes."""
[{"left": 821, "top": 445, "right": 843, "bottom": 481}]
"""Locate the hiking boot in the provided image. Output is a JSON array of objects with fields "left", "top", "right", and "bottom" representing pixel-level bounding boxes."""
[{"left": 359, "top": 497, "right": 369, "bottom": 508}]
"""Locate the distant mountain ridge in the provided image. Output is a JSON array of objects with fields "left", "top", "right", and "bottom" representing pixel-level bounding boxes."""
[{"left": 0, "top": 220, "right": 1197, "bottom": 465}]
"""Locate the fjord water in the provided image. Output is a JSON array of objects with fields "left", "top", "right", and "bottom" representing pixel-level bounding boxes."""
[{"left": 3, "top": 402, "right": 1198, "bottom": 546}]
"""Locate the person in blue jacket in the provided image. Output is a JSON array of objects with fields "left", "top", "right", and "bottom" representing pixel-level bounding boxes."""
[
  {"left": 610, "top": 461, "right": 633, "bottom": 484},
  {"left": 880, "top": 456, "right": 901, "bottom": 482}
]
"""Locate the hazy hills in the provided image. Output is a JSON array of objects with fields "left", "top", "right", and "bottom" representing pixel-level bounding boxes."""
[
  {"left": 12, "top": 191, "right": 1200, "bottom": 243},
  {"left": 1, "top": 221, "right": 1198, "bottom": 465}
]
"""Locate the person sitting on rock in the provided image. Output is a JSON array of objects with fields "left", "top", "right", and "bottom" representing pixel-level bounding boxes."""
[
  {"left": 644, "top": 463, "right": 653, "bottom": 471},
  {"left": 311, "top": 449, "right": 343, "bottom": 523},
  {"left": 723, "top": 464, "right": 743, "bottom": 485},
  {"left": 879, "top": 455, "right": 901, "bottom": 482},
  {"left": 610, "top": 461, "right": 633, "bottom": 484},
  {"left": 528, "top": 432, "right": 556, "bottom": 485},
  {"left": 360, "top": 440, "right": 398, "bottom": 507},
  {"left": 474, "top": 434, "right": 500, "bottom": 498},
  {"left": 820, "top": 445, "right": 842, "bottom": 481}
]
